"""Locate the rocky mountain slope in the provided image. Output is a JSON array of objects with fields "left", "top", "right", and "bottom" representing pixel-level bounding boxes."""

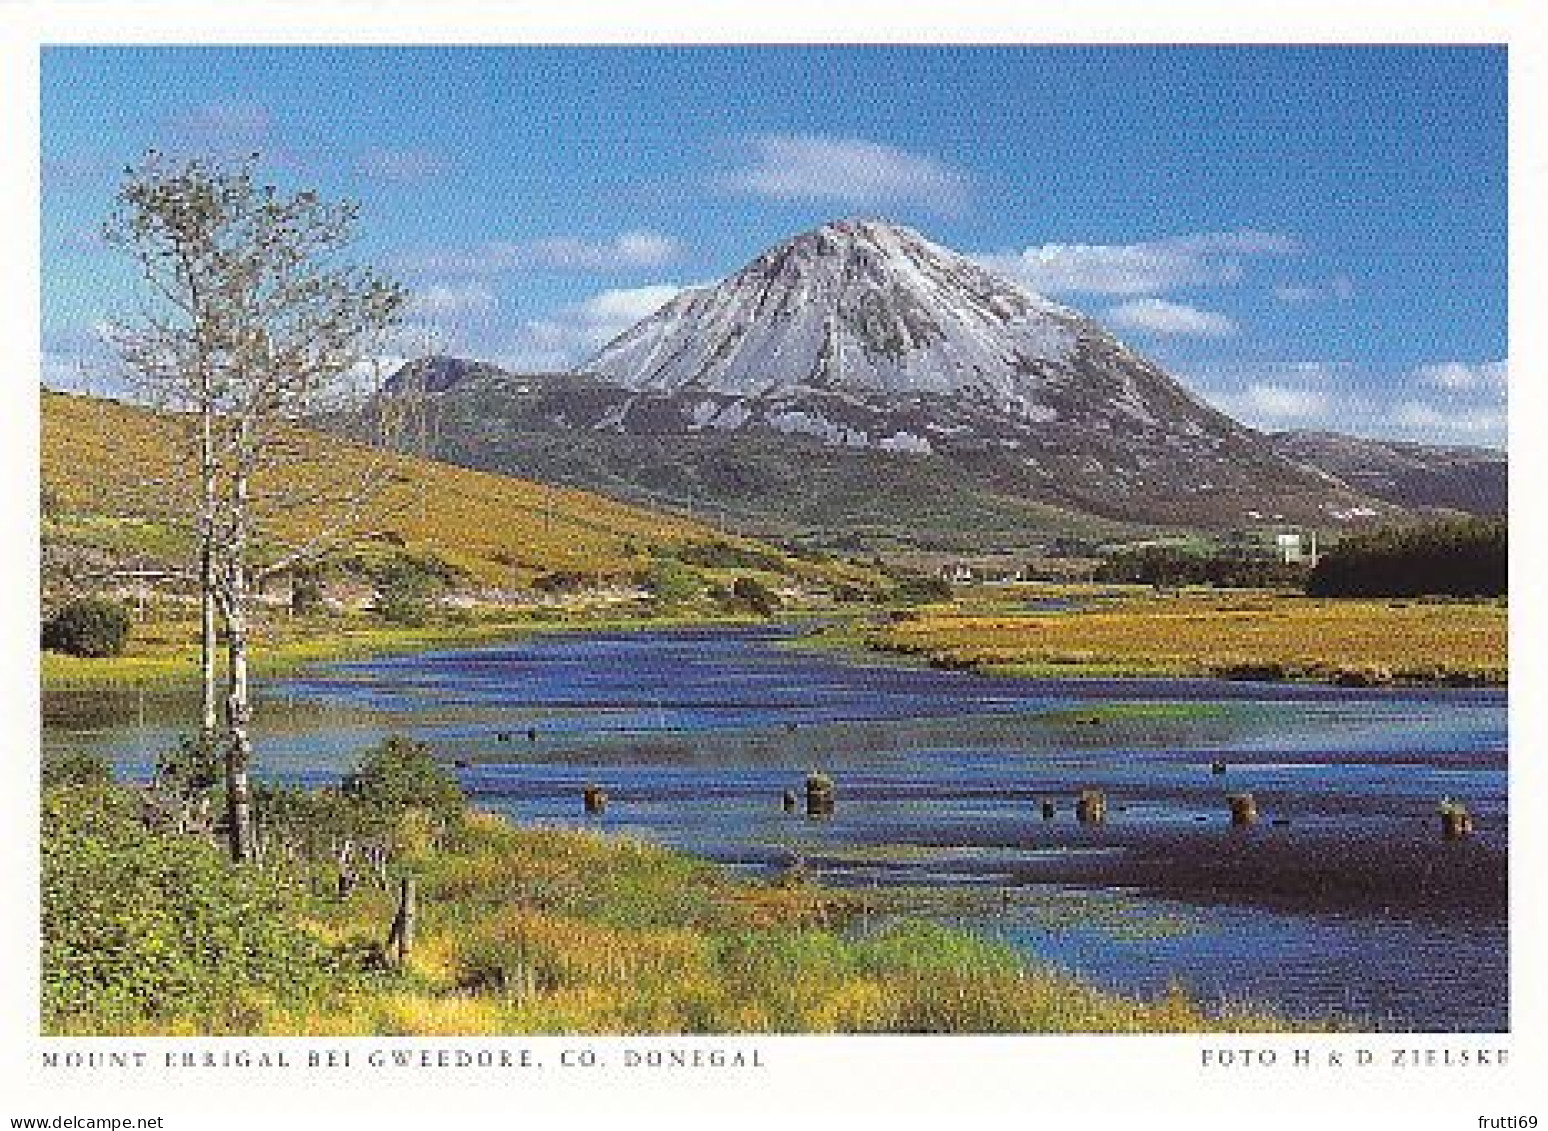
[
  {"left": 390, "top": 220, "right": 1455, "bottom": 548},
  {"left": 1271, "top": 430, "right": 1505, "bottom": 515}
]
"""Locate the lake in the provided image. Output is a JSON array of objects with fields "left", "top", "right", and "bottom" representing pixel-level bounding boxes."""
[{"left": 43, "top": 623, "right": 1508, "bottom": 1032}]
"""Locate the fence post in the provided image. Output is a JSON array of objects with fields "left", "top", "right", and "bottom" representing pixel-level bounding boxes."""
[{"left": 387, "top": 875, "right": 417, "bottom": 967}]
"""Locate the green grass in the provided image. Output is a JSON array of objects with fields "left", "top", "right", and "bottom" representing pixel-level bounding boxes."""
[{"left": 43, "top": 788, "right": 1316, "bottom": 1035}]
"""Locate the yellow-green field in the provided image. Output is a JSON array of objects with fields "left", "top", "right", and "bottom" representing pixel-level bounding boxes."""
[
  {"left": 864, "top": 592, "right": 1507, "bottom": 686},
  {"left": 43, "top": 389, "right": 868, "bottom": 589}
]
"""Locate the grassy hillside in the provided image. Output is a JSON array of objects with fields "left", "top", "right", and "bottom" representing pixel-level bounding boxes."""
[{"left": 42, "top": 388, "right": 865, "bottom": 589}]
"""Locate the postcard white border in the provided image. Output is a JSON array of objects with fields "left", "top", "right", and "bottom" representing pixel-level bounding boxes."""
[{"left": 2, "top": 2, "right": 1543, "bottom": 1126}]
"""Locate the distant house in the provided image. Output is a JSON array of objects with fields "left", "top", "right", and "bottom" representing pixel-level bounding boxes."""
[{"left": 1274, "top": 530, "right": 1319, "bottom": 565}]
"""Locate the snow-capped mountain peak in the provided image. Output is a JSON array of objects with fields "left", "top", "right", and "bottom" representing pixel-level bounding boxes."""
[{"left": 582, "top": 218, "right": 1086, "bottom": 400}]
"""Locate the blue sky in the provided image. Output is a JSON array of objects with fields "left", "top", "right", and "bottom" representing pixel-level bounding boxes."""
[{"left": 41, "top": 45, "right": 1507, "bottom": 446}]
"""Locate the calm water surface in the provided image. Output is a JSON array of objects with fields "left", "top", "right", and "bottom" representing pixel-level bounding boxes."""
[{"left": 44, "top": 624, "right": 1508, "bottom": 1031}]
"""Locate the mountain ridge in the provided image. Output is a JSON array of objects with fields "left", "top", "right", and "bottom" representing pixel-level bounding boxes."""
[{"left": 385, "top": 219, "right": 1490, "bottom": 546}]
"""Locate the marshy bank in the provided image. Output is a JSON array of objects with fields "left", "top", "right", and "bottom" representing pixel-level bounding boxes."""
[
  {"left": 41, "top": 774, "right": 1303, "bottom": 1036},
  {"left": 848, "top": 595, "right": 1507, "bottom": 687}
]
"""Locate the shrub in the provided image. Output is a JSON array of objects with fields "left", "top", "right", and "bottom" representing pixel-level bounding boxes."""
[
  {"left": 290, "top": 563, "right": 327, "bottom": 614},
  {"left": 41, "top": 749, "right": 112, "bottom": 789},
  {"left": 366, "top": 551, "right": 464, "bottom": 624},
  {"left": 1307, "top": 518, "right": 1506, "bottom": 598},
  {"left": 42, "top": 597, "right": 132, "bottom": 658},
  {"left": 893, "top": 574, "right": 952, "bottom": 604},
  {"left": 645, "top": 558, "right": 705, "bottom": 605},
  {"left": 1093, "top": 546, "right": 1309, "bottom": 589},
  {"left": 730, "top": 575, "right": 779, "bottom": 616},
  {"left": 342, "top": 735, "right": 466, "bottom": 844},
  {"left": 674, "top": 540, "right": 786, "bottom": 572},
  {"left": 41, "top": 785, "right": 339, "bottom": 1032}
]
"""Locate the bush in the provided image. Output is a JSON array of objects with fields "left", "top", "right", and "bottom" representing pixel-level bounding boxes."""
[
  {"left": 290, "top": 563, "right": 327, "bottom": 614},
  {"left": 730, "top": 575, "right": 779, "bottom": 616},
  {"left": 893, "top": 575, "right": 953, "bottom": 604},
  {"left": 342, "top": 735, "right": 466, "bottom": 844},
  {"left": 367, "top": 552, "right": 461, "bottom": 624},
  {"left": 41, "top": 785, "right": 339, "bottom": 1032},
  {"left": 645, "top": 558, "right": 705, "bottom": 605},
  {"left": 1093, "top": 546, "right": 1309, "bottom": 589},
  {"left": 675, "top": 540, "right": 786, "bottom": 572},
  {"left": 42, "top": 597, "right": 132, "bottom": 658},
  {"left": 41, "top": 749, "right": 112, "bottom": 790},
  {"left": 1307, "top": 518, "right": 1506, "bottom": 598}
]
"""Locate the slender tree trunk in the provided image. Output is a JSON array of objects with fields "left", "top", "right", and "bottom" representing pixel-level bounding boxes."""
[
  {"left": 221, "top": 454, "right": 256, "bottom": 864},
  {"left": 200, "top": 546, "right": 218, "bottom": 737},
  {"left": 222, "top": 589, "right": 255, "bottom": 863},
  {"left": 199, "top": 378, "right": 219, "bottom": 741}
]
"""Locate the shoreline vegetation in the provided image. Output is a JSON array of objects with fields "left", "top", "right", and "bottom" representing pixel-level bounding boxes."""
[
  {"left": 824, "top": 593, "right": 1507, "bottom": 688},
  {"left": 42, "top": 770, "right": 1314, "bottom": 1036},
  {"left": 42, "top": 589, "right": 1507, "bottom": 694},
  {"left": 39, "top": 607, "right": 763, "bottom": 691}
]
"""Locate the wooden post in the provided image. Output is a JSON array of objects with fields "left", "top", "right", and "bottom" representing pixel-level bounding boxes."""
[
  {"left": 1440, "top": 802, "right": 1474, "bottom": 840},
  {"left": 386, "top": 876, "right": 417, "bottom": 967},
  {"left": 1227, "top": 792, "right": 1259, "bottom": 826},
  {"left": 1076, "top": 789, "right": 1107, "bottom": 824},
  {"left": 805, "top": 772, "right": 835, "bottom": 817}
]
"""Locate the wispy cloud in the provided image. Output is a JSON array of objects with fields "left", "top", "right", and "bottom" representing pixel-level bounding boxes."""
[
  {"left": 358, "top": 146, "right": 447, "bottom": 183},
  {"left": 1181, "top": 358, "right": 1507, "bottom": 448},
  {"left": 977, "top": 230, "right": 1299, "bottom": 296},
  {"left": 721, "top": 133, "right": 970, "bottom": 215},
  {"left": 406, "top": 282, "right": 497, "bottom": 319},
  {"left": 498, "top": 284, "right": 685, "bottom": 371},
  {"left": 1274, "top": 274, "right": 1355, "bottom": 305},
  {"left": 1390, "top": 399, "right": 1507, "bottom": 439},
  {"left": 397, "top": 231, "right": 683, "bottom": 276},
  {"left": 1210, "top": 381, "right": 1333, "bottom": 424},
  {"left": 1417, "top": 360, "right": 1508, "bottom": 392},
  {"left": 168, "top": 99, "right": 272, "bottom": 152},
  {"left": 1106, "top": 298, "right": 1237, "bottom": 337}
]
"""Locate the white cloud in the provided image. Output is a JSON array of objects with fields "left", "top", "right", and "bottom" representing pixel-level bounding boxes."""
[
  {"left": 498, "top": 284, "right": 685, "bottom": 371},
  {"left": 1213, "top": 382, "right": 1333, "bottom": 425},
  {"left": 1180, "top": 357, "right": 1506, "bottom": 447},
  {"left": 407, "top": 283, "right": 497, "bottom": 319},
  {"left": 1274, "top": 274, "right": 1356, "bottom": 305},
  {"left": 722, "top": 133, "right": 970, "bottom": 214},
  {"left": 977, "top": 230, "right": 1299, "bottom": 296},
  {"left": 398, "top": 230, "right": 683, "bottom": 275},
  {"left": 358, "top": 147, "right": 447, "bottom": 183},
  {"left": 1105, "top": 298, "right": 1237, "bottom": 337},
  {"left": 1391, "top": 400, "right": 1507, "bottom": 437},
  {"left": 1273, "top": 284, "right": 1321, "bottom": 305},
  {"left": 1417, "top": 360, "right": 1508, "bottom": 392}
]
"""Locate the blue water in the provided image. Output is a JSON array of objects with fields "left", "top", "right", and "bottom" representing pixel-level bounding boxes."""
[{"left": 44, "top": 624, "right": 1508, "bottom": 1031}]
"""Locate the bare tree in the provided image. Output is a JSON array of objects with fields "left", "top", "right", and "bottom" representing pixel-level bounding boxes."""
[{"left": 104, "top": 152, "right": 410, "bottom": 862}]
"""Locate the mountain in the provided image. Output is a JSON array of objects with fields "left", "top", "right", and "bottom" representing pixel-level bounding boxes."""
[
  {"left": 393, "top": 220, "right": 1414, "bottom": 549},
  {"left": 1271, "top": 430, "right": 1505, "bottom": 516}
]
